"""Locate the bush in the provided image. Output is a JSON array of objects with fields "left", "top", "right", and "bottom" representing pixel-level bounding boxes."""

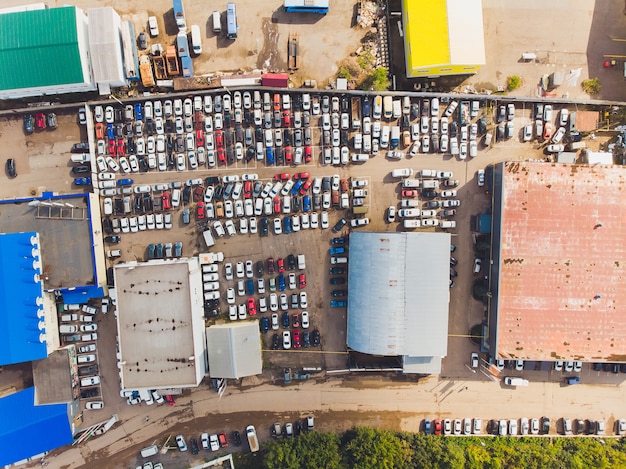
[
  {"left": 582, "top": 78, "right": 601, "bottom": 95},
  {"left": 359, "top": 67, "right": 390, "bottom": 91},
  {"left": 506, "top": 75, "right": 522, "bottom": 91}
]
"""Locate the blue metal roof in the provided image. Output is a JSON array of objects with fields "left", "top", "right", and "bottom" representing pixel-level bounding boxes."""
[
  {"left": 0, "top": 232, "right": 47, "bottom": 366},
  {"left": 0, "top": 387, "right": 73, "bottom": 466},
  {"left": 60, "top": 286, "right": 105, "bottom": 304}
]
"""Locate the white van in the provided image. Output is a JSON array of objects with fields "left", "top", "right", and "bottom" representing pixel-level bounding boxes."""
[
  {"left": 297, "top": 254, "right": 306, "bottom": 270},
  {"left": 141, "top": 445, "right": 159, "bottom": 458},
  {"left": 403, "top": 219, "right": 421, "bottom": 229},
  {"left": 190, "top": 25, "right": 202, "bottom": 55},
  {"left": 212, "top": 11, "right": 222, "bottom": 33},
  {"left": 71, "top": 153, "right": 90, "bottom": 163},
  {"left": 380, "top": 126, "right": 390, "bottom": 148}
]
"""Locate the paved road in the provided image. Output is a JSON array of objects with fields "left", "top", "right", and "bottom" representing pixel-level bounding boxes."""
[{"left": 51, "top": 376, "right": 626, "bottom": 468}]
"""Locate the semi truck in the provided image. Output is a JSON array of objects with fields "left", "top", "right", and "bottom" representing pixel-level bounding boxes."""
[
  {"left": 172, "top": 0, "right": 186, "bottom": 32},
  {"left": 351, "top": 97, "right": 361, "bottom": 130},
  {"left": 176, "top": 32, "right": 194, "bottom": 78},
  {"left": 246, "top": 425, "right": 259, "bottom": 452}
]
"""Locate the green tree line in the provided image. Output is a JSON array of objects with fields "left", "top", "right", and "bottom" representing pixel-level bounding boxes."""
[{"left": 234, "top": 426, "right": 626, "bottom": 469}]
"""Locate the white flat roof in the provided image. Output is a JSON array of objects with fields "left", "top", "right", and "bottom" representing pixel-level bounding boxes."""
[{"left": 115, "top": 258, "right": 206, "bottom": 390}]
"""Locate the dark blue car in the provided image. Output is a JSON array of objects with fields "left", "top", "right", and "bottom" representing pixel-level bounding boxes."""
[
  {"left": 329, "top": 247, "right": 345, "bottom": 255},
  {"left": 246, "top": 279, "right": 255, "bottom": 295},
  {"left": 117, "top": 178, "right": 134, "bottom": 186},
  {"left": 134, "top": 103, "right": 143, "bottom": 120},
  {"left": 260, "top": 317, "right": 269, "bottom": 333},
  {"left": 282, "top": 312, "right": 290, "bottom": 328},
  {"left": 74, "top": 177, "right": 92, "bottom": 186},
  {"left": 277, "top": 273, "right": 286, "bottom": 291},
  {"left": 331, "top": 237, "right": 346, "bottom": 245},
  {"left": 291, "top": 180, "right": 304, "bottom": 195},
  {"left": 266, "top": 147, "right": 274, "bottom": 166},
  {"left": 362, "top": 98, "right": 371, "bottom": 117},
  {"left": 106, "top": 123, "right": 115, "bottom": 139},
  {"left": 302, "top": 195, "right": 311, "bottom": 212},
  {"left": 283, "top": 216, "right": 292, "bottom": 234}
]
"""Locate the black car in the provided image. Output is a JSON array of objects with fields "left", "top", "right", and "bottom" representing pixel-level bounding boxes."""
[
  {"left": 71, "top": 142, "right": 90, "bottom": 152},
  {"left": 214, "top": 185, "right": 224, "bottom": 201},
  {"left": 81, "top": 388, "right": 99, "bottom": 399},
  {"left": 410, "top": 103, "right": 419, "bottom": 119},
  {"left": 133, "top": 195, "right": 143, "bottom": 213},
  {"left": 496, "top": 124, "right": 505, "bottom": 141},
  {"left": 592, "top": 363, "right": 602, "bottom": 371},
  {"left": 287, "top": 254, "right": 296, "bottom": 270},
  {"left": 246, "top": 146, "right": 255, "bottom": 162},
  {"left": 292, "top": 196, "right": 300, "bottom": 212},
  {"left": 71, "top": 165, "right": 90, "bottom": 175},
  {"left": 183, "top": 185, "right": 192, "bottom": 204},
  {"left": 104, "top": 235, "right": 121, "bottom": 244},
  {"left": 256, "top": 260, "right": 264, "bottom": 276},
  {"left": 421, "top": 99, "right": 430, "bottom": 116},
  {"left": 331, "top": 237, "right": 346, "bottom": 245},
  {"left": 142, "top": 193, "right": 153, "bottom": 212},
  {"left": 235, "top": 127, "right": 244, "bottom": 143},
  {"left": 103, "top": 218, "right": 113, "bottom": 235},
  {"left": 205, "top": 176, "right": 221, "bottom": 185},
  {"left": 587, "top": 419, "right": 596, "bottom": 435},
  {"left": 284, "top": 129, "right": 292, "bottom": 146},
  {"left": 425, "top": 200, "right": 441, "bottom": 209},
  {"left": 190, "top": 438, "right": 199, "bottom": 454},
  {"left": 332, "top": 218, "right": 347, "bottom": 233},
  {"left": 330, "top": 277, "right": 345, "bottom": 285},
  {"left": 341, "top": 95, "right": 349, "bottom": 113},
  {"left": 282, "top": 312, "right": 290, "bottom": 329},
  {"left": 137, "top": 32, "right": 147, "bottom": 49},
  {"left": 332, "top": 290, "right": 347, "bottom": 297},
  {"left": 449, "top": 121, "right": 458, "bottom": 138},
  {"left": 271, "top": 334, "right": 280, "bottom": 350},
  {"left": 330, "top": 267, "right": 345, "bottom": 275},
  {"left": 312, "top": 330, "right": 320, "bottom": 346},
  {"left": 340, "top": 130, "right": 349, "bottom": 146},
  {"left": 78, "top": 364, "right": 99, "bottom": 376},
  {"left": 450, "top": 268, "right": 458, "bottom": 278},
  {"left": 400, "top": 115, "right": 409, "bottom": 130},
  {"left": 6, "top": 158, "right": 16, "bottom": 178},
  {"left": 205, "top": 299, "right": 220, "bottom": 309},
  {"left": 224, "top": 111, "right": 232, "bottom": 128},
  {"left": 302, "top": 331, "right": 310, "bottom": 348},
  {"left": 477, "top": 118, "right": 487, "bottom": 135},
  {"left": 260, "top": 217, "right": 269, "bottom": 236},
  {"left": 106, "top": 267, "right": 115, "bottom": 286},
  {"left": 422, "top": 190, "right": 437, "bottom": 199},
  {"left": 232, "top": 431, "right": 242, "bottom": 446}
]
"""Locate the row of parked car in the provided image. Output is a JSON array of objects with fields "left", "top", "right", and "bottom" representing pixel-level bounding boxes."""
[{"left": 271, "top": 416, "right": 315, "bottom": 439}]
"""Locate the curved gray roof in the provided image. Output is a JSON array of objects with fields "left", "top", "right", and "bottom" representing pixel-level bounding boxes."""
[{"left": 346, "top": 232, "right": 450, "bottom": 357}]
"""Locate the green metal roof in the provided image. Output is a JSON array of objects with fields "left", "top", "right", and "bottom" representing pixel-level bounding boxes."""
[{"left": 0, "top": 7, "right": 86, "bottom": 91}]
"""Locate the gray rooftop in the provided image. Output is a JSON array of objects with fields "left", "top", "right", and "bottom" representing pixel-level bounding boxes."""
[
  {"left": 206, "top": 322, "right": 262, "bottom": 379},
  {"left": 346, "top": 232, "right": 450, "bottom": 363},
  {"left": 115, "top": 259, "right": 206, "bottom": 390},
  {"left": 31, "top": 348, "right": 74, "bottom": 405}
]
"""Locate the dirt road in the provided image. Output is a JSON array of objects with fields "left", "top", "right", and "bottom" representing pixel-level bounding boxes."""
[{"left": 47, "top": 376, "right": 626, "bottom": 468}]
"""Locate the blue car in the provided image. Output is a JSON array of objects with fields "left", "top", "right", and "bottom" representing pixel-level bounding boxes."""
[
  {"left": 283, "top": 216, "right": 292, "bottom": 234},
  {"left": 330, "top": 300, "right": 347, "bottom": 308},
  {"left": 117, "top": 178, "right": 134, "bottom": 186},
  {"left": 423, "top": 419, "right": 431, "bottom": 434},
  {"left": 282, "top": 312, "right": 290, "bottom": 328},
  {"left": 302, "top": 195, "right": 311, "bottom": 212},
  {"left": 260, "top": 317, "right": 269, "bottom": 334},
  {"left": 74, "top": 177, "right": 92, "bottom": 186},
  {"left": 266, "top": 147, "right": 274, "bottom": 166},
  {"left": 277, "top": 273, "right": 286, "bottom": 291},
  {"left": 106, "top": 123, "right": 115, "bottom": 139},
  {"left": 134, "top": 103, "right": 143, "bottom": 120},
  {"left": 291, "top": 180, "right": 304, "bottom": 195},
  {"left": 246, "top": 279, "right": 255, "bottom": 295},
  {"left": 329, "top": 247, "right": 345, "bottom": 255}
]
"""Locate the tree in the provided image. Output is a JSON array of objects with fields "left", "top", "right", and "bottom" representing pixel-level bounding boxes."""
[
  {"left": 360, "top": 67, "right": 390, "bottom": 91},
  {"left": 582, "top": 78, "right": 601, "bottom": 95},
  {"left": 262, "top": 432, "right": 342, "bottom": 469},
  {"left": 506, "top": 75, "right": 522, "bottom": 91},
  {"left": 342, "top": 427, "right": 410, "bottom": 469}
]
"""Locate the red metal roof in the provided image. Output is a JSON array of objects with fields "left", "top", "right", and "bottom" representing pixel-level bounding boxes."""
[{"left": 497, "top": 162, "right": 626, "bottom": 362}]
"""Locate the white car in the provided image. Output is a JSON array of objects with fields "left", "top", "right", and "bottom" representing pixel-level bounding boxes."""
[
  {"left": 301, "top": 311, "right": 309, "bottom": 328},
  {"left": 350, "top": 218, "right": 370, "bottom": 227},
  {"left": 282, "top": 331, "right": 291, "bottom": 349},
  {"left": 300, "top": 292, "right": 308, "bottom": 308}
]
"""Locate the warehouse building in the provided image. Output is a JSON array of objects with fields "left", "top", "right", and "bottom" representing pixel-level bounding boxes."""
[
  {"left": 114, "top": 258, "right": 207, "bottom": 391},
  {"left": 206, "top": 322, "right": 263, "bottom": 379},
  {"left": 346, "top": 232, "right": 450, "bottom": 374},
  {"left": 401, "top": 0, "right": 485, "bottom": 78},
  {"left": 485, "top": 161, "right": 626, "bottom": 363}
]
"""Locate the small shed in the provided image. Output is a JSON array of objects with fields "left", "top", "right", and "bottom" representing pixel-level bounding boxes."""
[{"left": 206, "top": 322, "right": 262, "bottom": 379}]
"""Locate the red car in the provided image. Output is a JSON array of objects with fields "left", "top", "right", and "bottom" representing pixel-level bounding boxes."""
[
  {"left": 215, "top": 130, "right": 224, "bottom": 148},
  {"left": 273, "top": 93, "right": 281, "bottom": 111},
  {"left": 433, "top": 420, "right": 442, "bottom": 435},
  {"left": 35, "top": 112, "right": 46, "bottom": 130},
  {"left": 162, "top": 191, "right": 171, "bottom": 210},
  {"left": 284, "top": 147, "right": 293, "bottom": 165},
  {"left": 299, "top": 179, "right": 313, "bottom": 195},
  {"left": 108, "top": 139, "right": 117, "bottom": 156},
  {"left": 218, "top": 432, "right": 229, "bottom": 448},
  {"left": 402, "top": 190, "right": 419, "bottom": 198},
  {"left": 195, "top": 129, "right": 204, "bottom": 147},
  {"left": 95, "top": 122, "right": 105, "bottom": 140},
  {"left": 247, "top": 297, "right": 257, "bottom": 316},
  {"left": 304, "top": 146, "right": 312, "bottom": 163},
  {"left": 274, "top": 173, "right": 290, "bottom": 181},
  {"left": 117, "top": 139, "right": 126, "bottom": 157},
  {"left": 277, "top": 258, "right": 285, "bottom": 273},
  {"left": 294, "top": 172, "right": 310, "bottom": 180},
  {"left": 165, "top": 395, "right": 176, "bottom": 406},
  {"left": 340, "top": 178, "right": 349, "bottom": 192},
  {"left": 217, "top": 148, "right": 226, "bottom": 165},
  {"left": 293, "top": 329, "right": 301, "bottom": 348},
  {"left": 299, "top": 273, "right": 306, "bottom": 288},
  {"left": 283, "top": 110, "right": 291, "bottom": 127},
  {"left": 267, "top": 257, "right": 275, "bottom": 274},
  {"left": 243, "top": 181, "right": 252, "bottom": 199},
  {"left": 196, "top": 201, "right": 205, "bottom": 219},
  {"left": 193, "top": 186, "right": 204, "bottom": 202},
  {"left": 273, "top": 197, "right": 281, "bottom": 213}
]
